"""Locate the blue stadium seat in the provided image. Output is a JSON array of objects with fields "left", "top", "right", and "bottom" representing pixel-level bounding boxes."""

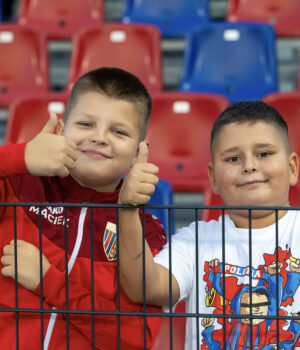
[
  {"left": 180, "top": 22, "right": 278, "bottom": 103},
  {"left": 147, "top": 179, "right": 174, "bottom": 237},
  {"left": 122, "top": 0, "right": 210, "bottom": 38}
]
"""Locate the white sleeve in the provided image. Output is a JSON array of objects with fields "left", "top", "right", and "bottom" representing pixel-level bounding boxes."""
[{"left": 154, "top": 222, "right": 196, "bottom": 304}]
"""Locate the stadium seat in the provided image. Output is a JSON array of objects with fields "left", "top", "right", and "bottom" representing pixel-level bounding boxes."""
[
  {"left": 147, "top": 179, "right": 174, "bottom": 237},
  {"left": 17, "top": 0, "right": 104, "bottom": 39},
  {"left": 121, "top": 0, "right": 210, "bottom": 38},
  {"left": 5, "top": 93, "right": 68, "bottom": 144},
  {"left": 179, "top": 22, "right": 278, "bottom": 103},
  {"left": 152, "top": 301, "right": 186, "bottom": 350},
  {"left": 262, "top": 91, "right": 300, "bottom": 153},
  {"left": 67, "top": 23, "right": 163, "bottom": 94},
  {"left": 202, "top": 187, "right": 225, "bottom": 222},
  {"left": 227, "top": 0, "right": 300, "bottom": 37},
  {"left": 0, "top": 24, "right": 49, "bottom": 107},
  {"left": 146, "top": 92, "right": 229, "bottom": 192}
]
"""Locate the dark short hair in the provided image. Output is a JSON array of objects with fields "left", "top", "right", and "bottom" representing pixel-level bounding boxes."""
[
  {"left": 64, "top": 67, "right": 152, "bottom": 140},
  {"left": 210, "top": 101, "right": 290, "bottom": 156}
]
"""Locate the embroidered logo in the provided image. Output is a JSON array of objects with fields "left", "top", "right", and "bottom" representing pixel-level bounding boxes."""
[{"left": 103, "top": 222, "right": 117, "bottom": 261}]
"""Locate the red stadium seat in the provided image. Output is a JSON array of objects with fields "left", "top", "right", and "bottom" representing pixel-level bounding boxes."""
[
  {"left": 146, "top": 92, "right": 229, "bottom": 192},
  {"left": 202, "top": 188, "right": 225, "bottom": 222},
  {"left": 18, "top": 0, "right": 104, "bottom": 39},
  {"left": 67, "top": 23, "right": 163, "bottom": 94},
  {"left": 227, "top": 0, "right": 300, "bottom": 37},
  {"left": 0, "top": 24, "right": 49, "bottom": 107},
  {"left": 262, "top": 91, "right": 300, "bottom": 153},
  {"left": 5, "top": 93, "right": 68, "bottom": 144},
  {"left": 152, "top": 301, "right": 186, "bottom": 350}
]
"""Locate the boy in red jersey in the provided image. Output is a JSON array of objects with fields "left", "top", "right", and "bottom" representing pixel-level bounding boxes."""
[{"left": 0, "top": 67, "right": 166, "bottom": 349}]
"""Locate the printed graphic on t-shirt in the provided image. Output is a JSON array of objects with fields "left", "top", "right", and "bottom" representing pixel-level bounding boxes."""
[{"left": 202, "top": 247, "right": 300, "bottom": 349}]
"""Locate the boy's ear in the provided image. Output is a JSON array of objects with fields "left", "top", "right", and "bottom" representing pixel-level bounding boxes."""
[
  {"left": 56, "top": 118, "right": 64, "bottom": 135},
  {"left": 289, "top": 152, "right": 299, "bottom": 186},
  {"left": 207, "top": 162, "right": 219, "bottom": 194}
]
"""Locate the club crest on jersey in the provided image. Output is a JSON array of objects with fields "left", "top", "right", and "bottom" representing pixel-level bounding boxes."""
[{"left": 103, "top": 222, "right": 117, "bottom": 261}]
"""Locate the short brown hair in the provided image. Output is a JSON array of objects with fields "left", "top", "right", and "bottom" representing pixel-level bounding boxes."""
[{"left": 64, "top": 67, "right": 152, "bottom": 140}]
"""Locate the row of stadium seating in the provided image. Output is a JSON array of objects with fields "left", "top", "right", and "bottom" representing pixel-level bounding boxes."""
[
  {"left": 0, "top": 21, "right": 291, "bottom": 107},
  {"left": 2, "top": 0, "right": 300, "bottom": 39}
]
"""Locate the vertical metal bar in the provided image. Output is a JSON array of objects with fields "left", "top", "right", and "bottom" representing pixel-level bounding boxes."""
[
  {"left": 221, "top": 208, "right": 226, "bottom": 349},
  {"left": 90, "top": 207, "right": 95, "bottom": 350},
  {"left": 64, "top": 207, "right": 69, "bottom": 350},
  {"left": 38, "top": 206, "right": 44, "bottom": 350},
  {"left": 168, "top": 207, "right": 173, "bottom": 350},
  {"left": 13, "top": 205, "right": 19, "bottom": 350},
  {"left": 142, "top": 208, "right": 147, "bottom": 349},
  {"left": 248, "top": 209, "right": 253, "bottom": 349},
  {"left": 115, "top": 208, "right": 121, "bottom": 350},
  {"left": 275, "top": 209, "right": 279, "bottom": 348},
  {"left": 195, "top": 208, "right": 199, "bottom": 349}
]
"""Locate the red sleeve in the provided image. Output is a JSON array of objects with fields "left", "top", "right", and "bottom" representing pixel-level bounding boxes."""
[
  {"left": 0, "top": 143, "right": 28, "bottom": 178},
  {"left": 35, "top": 262, "right": 162, "bottom": 350}
]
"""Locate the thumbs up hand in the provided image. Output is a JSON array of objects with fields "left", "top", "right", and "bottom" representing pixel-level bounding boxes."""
[
  {"left": 25, "top": 113, "right": 78, "bottom": 177},
  {"left": 118, "top": 141, "right": 159, "bottom": 206}
]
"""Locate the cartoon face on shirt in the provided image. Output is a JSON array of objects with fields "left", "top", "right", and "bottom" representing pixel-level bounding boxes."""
[{"left": 240, "top": 291, "right": 270, "bottom": 325}]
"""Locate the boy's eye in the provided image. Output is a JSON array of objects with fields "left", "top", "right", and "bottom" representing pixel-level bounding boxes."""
[
  {"left": 77, "top": 121, "right": 92, "bottom": 127},
  {"left": 113, "top": 129, "right": 128, "bottom": 136},
  {"left": 257, "top": 151, "right": 272, "bottom": 158},
  {"left": 225, "top": 156, "right": 240, "bottom": 162}
]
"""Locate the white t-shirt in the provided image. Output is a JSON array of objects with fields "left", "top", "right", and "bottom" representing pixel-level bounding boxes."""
[{"left": 154, "top": 210, "right": 300, "bottom": 350}]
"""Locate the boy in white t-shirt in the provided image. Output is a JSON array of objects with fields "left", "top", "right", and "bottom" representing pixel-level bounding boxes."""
[{"left": 118, "top": 101, "right": 300, "bottom": 349}]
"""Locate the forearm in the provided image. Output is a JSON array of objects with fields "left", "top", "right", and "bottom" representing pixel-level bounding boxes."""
[
  {"left": 0, "top": 143, "right": 28, "bottom": 178},
  {"left": 118, "top": 207, "right": 159, "bottom": 304}
]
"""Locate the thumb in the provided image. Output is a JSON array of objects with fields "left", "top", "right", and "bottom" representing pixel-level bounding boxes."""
[
  {"left": 136, "top": 141, "right": 149, "bottom": 163},
  {"left": 40, "top": 112, "right": 58, "bottom": 134}
]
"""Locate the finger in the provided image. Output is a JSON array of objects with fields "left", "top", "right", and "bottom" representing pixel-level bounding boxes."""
[
  {"left": 66, "top": 138, "right": 78, "bottom": 152},
  {"left": 138, "top": 163, "right": 159, "bottom": 175},
  {"left": 135, "top": 141, "right": 149, "bottom": 164},
  {"left": 3, "top": 244, "right": 14, "bottom": 255},
  {"left": 65, "top": 145, "right": 78, "bottom": 161},
  {"left": 1, "top": 265, "right": 13, "bottom": 278},
  {"left": 41, "top": 112, "right": 58, "bottom": 134},
  {"left": 1, "top": 255, "right": 14, "bottom": 266},
  {"left": 137, "top": 183, "right": 156, "bottom": 197},
  {"left": 57, "top": 166, "right": 70, "bottom": 178}
]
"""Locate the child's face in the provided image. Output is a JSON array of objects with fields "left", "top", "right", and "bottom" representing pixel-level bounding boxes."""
[
  {"left": 208, "top": 121, "right": 298, "bottom": 213},
  {"left": 59, "top": 92, "right": 141, "bottom": 192}
]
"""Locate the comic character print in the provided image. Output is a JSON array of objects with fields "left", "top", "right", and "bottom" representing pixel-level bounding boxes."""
[{"left": 202, "top": 248, "right": 300, "bottom": 349}]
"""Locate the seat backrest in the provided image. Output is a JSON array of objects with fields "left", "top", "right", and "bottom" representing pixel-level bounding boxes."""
[
  {"left": 5, "top": 93, "right": 68, "bottom": 143},
  {"left": 227, "top": 0, "right": 300, "bottom": 37},
  {"left": 180, "top": 22, "right": 278, "bottom": 103},
  {"left": 262, "top": 91, "right": 300, "bottom": 153},
  {"left": 67, "top": 23, "right": 162, "bottom": 94},
  {"left": 0, "top": 24, "right": 48, "bottom": 107},
  {"left": 151, "top": 301, "right": 186, "bottom": 350},
  {"left": 202, "top": 188, "right": 225, "bottom": 222},
  {"left": 147, "top": 92, "right": 229, "bottom": 192},
  {"left": 122, "top": 0, "right": 209, "bottom": 38},
  {"left": 18, "top": 0, "right": 104, "bottom": 39},
  {"left": 147, "top": 179, "right": 174, "bottom": 236}
]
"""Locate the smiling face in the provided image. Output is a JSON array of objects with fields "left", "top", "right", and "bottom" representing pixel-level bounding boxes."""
[
  {"left": 240, "top": 292, "right": 269, "bottom": 325},
  {"left": 208, "top": 121, "right": 298, "bottom": 227},
  {"left": 58, "top": 91, "right": 141, "bottom": 192}
]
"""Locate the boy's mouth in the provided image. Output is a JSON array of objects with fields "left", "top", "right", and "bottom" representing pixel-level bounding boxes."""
[
  {"left": 238, "top": 180, "right": 267, "bottom": 187},
  {"left": 81, "top": 149, "right": 113, "bottom": 159}
]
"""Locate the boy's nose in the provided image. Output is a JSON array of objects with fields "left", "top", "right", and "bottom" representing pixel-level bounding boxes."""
[
  {"left": 243, "top": 157, "right": 257, "bottom": 174},
  {"left": 90, "top": 128, "right": 108, "bottom": 145}
]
